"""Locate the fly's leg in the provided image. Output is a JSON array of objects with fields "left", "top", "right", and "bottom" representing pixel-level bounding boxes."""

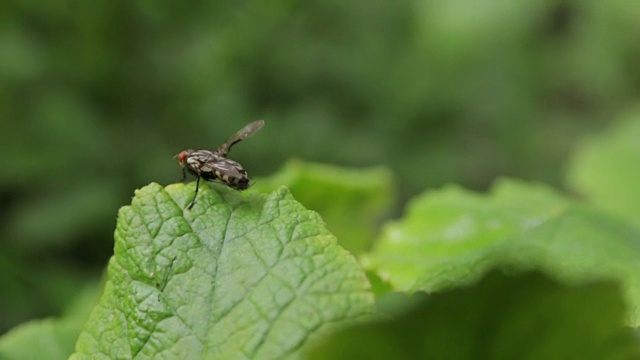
[
  {"left": 181, "top": 168, "right": 187, "bottom": 181},
  {"left": 187, "top": 176, "right": 200, "bottom": 210}
]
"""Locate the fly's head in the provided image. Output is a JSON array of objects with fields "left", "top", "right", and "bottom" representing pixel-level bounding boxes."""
[{"left": 176, "top": 150, "right": 194, "bottom": 168}]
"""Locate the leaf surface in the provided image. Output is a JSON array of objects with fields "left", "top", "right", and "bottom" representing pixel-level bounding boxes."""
[{"left": 71, "top": 183, "right": 373, "bottom": 359}]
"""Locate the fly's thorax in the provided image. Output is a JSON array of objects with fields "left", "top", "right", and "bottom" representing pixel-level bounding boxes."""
[
  {"left": 185, "top": 150, "right": 217, "bottom": 165},
  {"left": 189, "top": 150, "right": 221, "bottom": 161}
]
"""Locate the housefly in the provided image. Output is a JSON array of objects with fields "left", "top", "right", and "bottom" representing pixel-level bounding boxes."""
[{"left": 177, "top": 120, "right": 265, "bottom": 209}]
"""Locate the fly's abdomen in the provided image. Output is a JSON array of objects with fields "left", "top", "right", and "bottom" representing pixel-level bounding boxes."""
[
  {"left": 215, "top": 171, "right": 250, "bottom": 189},
  {"left": 228, "top": 176, "right": 250, "bottom": 190},
  {"left": 205, "top": 159, "right": 251, "bottom": 190}
]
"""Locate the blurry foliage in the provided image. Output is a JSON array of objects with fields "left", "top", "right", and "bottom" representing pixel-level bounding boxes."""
[
  {"left": 1, "top": 0, "right": 640, "bottom": 336},
  {"left": 364, "top": 178, "right": 640, "bottom": 324},
  {"left": 254, "top": 160, "right": 395, "bottom": 254},
  {"left": 567, "top": 107, "right": 640, "bottom": 229},
  {"left": 0, "top": 281, "right": 100, "bottom": 360},
  {"left": 307, "top": 271, "right": 640, "bottom": 360}
]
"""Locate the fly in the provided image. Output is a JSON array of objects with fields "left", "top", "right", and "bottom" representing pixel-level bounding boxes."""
[{"left": 177, "top": 120, "right": 265, "bottom": 209}]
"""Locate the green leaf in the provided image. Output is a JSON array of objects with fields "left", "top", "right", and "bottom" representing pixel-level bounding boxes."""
[
  {"left": 0, "top": 319, "right": 81, "bottom": 360},
  {"left": 253, "top": 160, "right": 395, "bottom": 255},
  {"left": 567, "top": 109, "right": 640, "bottom": 229},
  {"left": 306, "top": 270, "right": 640, "bottom": 360},
  {"left": 71, "top": 182, "right": 373, "bottom": 359},
  {"left": 0, "top": 281, "right": 101, "bottom": 360},
  {"left": 363, "top": 179, "right": 640, "bottom": 324}
]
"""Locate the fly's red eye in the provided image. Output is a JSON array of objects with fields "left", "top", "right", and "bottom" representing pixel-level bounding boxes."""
[{"left": 178, "top": 151, "right": 187, "bottom": 164}]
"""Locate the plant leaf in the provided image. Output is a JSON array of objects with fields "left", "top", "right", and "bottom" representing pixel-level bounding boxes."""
[
  {"left": 71, "top": 182, "right": 373, "bottom": 359},
  {"left": 306, "top": 270, "right": 640, "bottom": 360},
  {"left": 363, "top": 179, "right": 640, "bottom": 324},
  {"left": 0, "top": 282, "right": 100, "bottom": 360},
  {"left": 0, "top": 319, "right": 81, "bottom": 360}
]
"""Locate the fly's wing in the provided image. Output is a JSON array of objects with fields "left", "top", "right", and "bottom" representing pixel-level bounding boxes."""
[{"left": 215, "top": 120, "right": 265, "bottom": 157}]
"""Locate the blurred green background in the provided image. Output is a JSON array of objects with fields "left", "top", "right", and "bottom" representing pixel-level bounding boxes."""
[{"left": 1, "top": 0, "right": 639, "bottom": 334}]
